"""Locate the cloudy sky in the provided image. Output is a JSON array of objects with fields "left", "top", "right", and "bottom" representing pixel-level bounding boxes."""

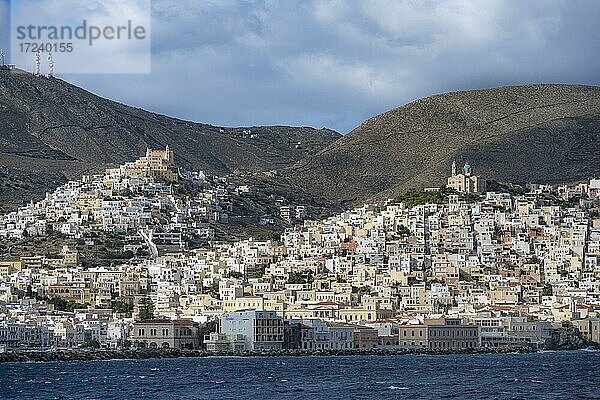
[{"left": 3, "top": 0, "right": 600, "bottom": 133}]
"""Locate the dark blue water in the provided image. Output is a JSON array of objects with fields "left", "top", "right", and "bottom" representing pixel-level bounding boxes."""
[{"left": 1, "top": 351, "right": 599, "bottom": 399}]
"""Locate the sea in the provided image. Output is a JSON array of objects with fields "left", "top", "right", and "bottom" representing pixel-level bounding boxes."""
[{"left": 1, "top": 351, "right": 599, "bottom": 399}]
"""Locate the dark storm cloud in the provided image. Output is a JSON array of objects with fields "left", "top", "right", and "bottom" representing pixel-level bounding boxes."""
[{"left": 60, "top": 0, "right": 600, "bottom": 133}]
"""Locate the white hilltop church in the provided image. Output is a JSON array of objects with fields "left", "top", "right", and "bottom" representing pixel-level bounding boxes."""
[{"left": 447, "top": 161, "right": 485, "bottom": 193}]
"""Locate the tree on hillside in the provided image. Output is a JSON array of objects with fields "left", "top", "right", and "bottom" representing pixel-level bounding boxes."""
[
  {"left": 287, "top": 271, "right": 306, "bottom": 284},
  {"left": 138, "top": 296, "right": 155, "bottom": 320},
  {"left": 358, "top": 285, "right": 372, "bottom": 295},
  {"left": 207, "top": 282, "right": 220, "bottom": 298},
  {"left": 397, "top": 224, "right": 411, "bottom": 237},
  {"left": 111, "top": 300, "right": 133, "bottom": 316},
  {"left": 228, "top": 271, "right": 243, "bottom": 279}
]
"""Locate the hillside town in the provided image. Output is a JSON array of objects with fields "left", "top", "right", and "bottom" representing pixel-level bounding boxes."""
[{"left": 1, "top": 149, "right": 600, "bottom": 353}]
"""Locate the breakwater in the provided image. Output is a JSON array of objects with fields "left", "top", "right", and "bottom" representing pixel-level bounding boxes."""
[{"left": 0, "top": 346, "right": 538, "bottom": 363}]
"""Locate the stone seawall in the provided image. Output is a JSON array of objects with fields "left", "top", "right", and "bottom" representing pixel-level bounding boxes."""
[{"left": 0, "top": 346, "right": 538, "bottom": 363}]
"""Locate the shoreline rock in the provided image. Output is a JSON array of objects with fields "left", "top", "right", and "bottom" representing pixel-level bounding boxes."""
[{"left": 543, "top": 327, "right": 597, "bottom": 351}]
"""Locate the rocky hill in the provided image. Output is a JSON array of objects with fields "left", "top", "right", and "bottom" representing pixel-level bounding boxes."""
[
  {"left": 286, "top": 84, "right": 600, "bottom": 206},
  {"left": 0, "top": 68, "right": 340, "bottom": 211},
  {"left": 3, "top": 72, "right": 600, "bottom": 213}
]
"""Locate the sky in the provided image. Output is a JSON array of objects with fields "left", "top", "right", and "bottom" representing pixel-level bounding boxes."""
[{"left": 2, "top": 0, "right": 600, "bottom": 133}]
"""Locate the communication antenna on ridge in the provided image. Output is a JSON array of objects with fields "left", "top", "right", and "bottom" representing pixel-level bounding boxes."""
[
  {"left": 47, "top": 51, "right": 54, "bottom": 78},
  {"left": 34, "top": 50, "right": 41, "bottom": 76},
  {"left": 0, "top": 49, "right": 5, "bottom": 65}
]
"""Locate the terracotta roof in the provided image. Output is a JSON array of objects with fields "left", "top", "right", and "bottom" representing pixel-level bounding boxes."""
[
  {"left": 315, "top": 300, "right": 338, "bottom": 305},
  {"left": 136, "top": 318, "right": 196, "bottom": 325}
]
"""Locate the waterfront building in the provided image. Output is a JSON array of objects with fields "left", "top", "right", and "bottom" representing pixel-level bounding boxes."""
[
  {"left": 131, "top": 319, "right": 200, "bottom": 349},
  {"left": 399, "top": 318, "right": 480, "bottom": 350},
  {"left": 219, "top": 310, "right": 284, "bottom": 351},
  {"left": 472, "top": 316, "right": 552, "bottom": 348},
  {"left": 300, "top": 319, "right": 354, "bottom": 350},
  {"left": 353, "top": 325, "right": 379, "bottom": 349},
  {"left": 203, "top": 332, "right": 246, "bottom": 351}
]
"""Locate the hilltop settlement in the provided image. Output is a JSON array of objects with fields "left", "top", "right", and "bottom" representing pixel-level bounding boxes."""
[{"left": 1, "top": 148, "right": 600, "bottom": 355}]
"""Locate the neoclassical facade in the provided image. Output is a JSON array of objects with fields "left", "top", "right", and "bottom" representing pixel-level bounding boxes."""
[{"left": 131, "top": 319, "right": 200, "bottom": 349}]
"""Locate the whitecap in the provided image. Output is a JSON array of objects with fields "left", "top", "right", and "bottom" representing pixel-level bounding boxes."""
[{"left": 389, "top": 386, "right": 409, "bottom": 390}]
